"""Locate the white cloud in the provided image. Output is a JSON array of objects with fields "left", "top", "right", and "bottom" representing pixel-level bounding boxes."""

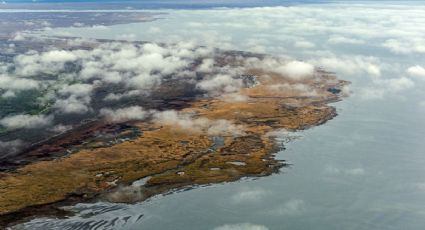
[
  {"left": 197, "top": 74, "right": 243, "bottom": 96},
  {"left": 367, "top": 65, "right": 381, "bottom": 77},
  {"left": 1, "top": 41, "right": 222, "bottom": 119},
  {"left": 0, "top": 74, "right": 39, "bottom": 90},
  {"left": 294, "top": 40, "right": 315, "bottom": 49},
  {"left": 197, "top": 58, "right": 215, "bottom": 72},
  {"left": 269, "top": 199, "right": 305, "bottom": 216},
  {"left": 385, "top": 77, "right": 415, "bottom": 92},
  {"left": 268, "top": 83, "right": 317, "bottom": 96},
  {"left": 148, "top": 26, "right": 161, "bottom": 33},
  {"left": 103, "top": 90, "right": 141, "bottom": 101},
  {"left": 11, "top": 32, "right": 26, "bottom": 41},
  {"left": 311, "top": 56, "right": 381, "bottom": 78},
  {"left": 116, "top": 33, "right": 137, "bottom": 41},
  {"left": 72, "top": 22, "right": 85, "bottom": 27},
  {"left": 214, "top": 223, "right": 269, "bottom": 230},
  {"left": 383, "top": 38, "right": 425, "bottom": 54},
  {"left": 50, "top": 124, "right": 73, "bottom": 133},
  {"left": 153, "top": 110, "right": 244, "bottom": 136},
  {"left": 407, "top": 65, "right": 425, "bottom": 80},
  {"left": 0, "top": 139, "right": 24, "bottom": 155},
  {"left": 327, "top": 35, "right": 365, "bottom": 45},
  {"left": 358, "top": 88, "right": 385, "bottom": 100},
  {"left": 231, "top": 188, "right": 268, "bottom": 203},
  {"left": 276, "top": 61, "right": 315, "bottom": 79},
  {"left": 40, "top": 50, "right": 77, "bottom": 63},
  {"left": 0, "top": 114, "right": 52, "bottom": 129},
  {"left": 100, "top": 106, "right": 147, "bottom": 122},
  {"left": 246, "top": 58, "right": 314, "bottom": 80},
  {"left": 58, "top": 83, "right": 93, "bottom": 97},
  {"left": 128, "top": 73, "right": 161, "bottom": 90},
  {"left": 91, "top": 25, "right": 109, "bottom": 30},
  {"left": 4, "top": 4, "right": 424, "bottom": 154},
  {"left": 45, "top": 5, "right": 425, "bottom": 59},
  {"left": 220, "top": 92, "right": 248, "bottom": 102},
  {"left": 1, "top": 90, "right": 16, "bottom": 98},
  {"left": 40, "top": 4, "right": 425, "bottom": 111},
  {"left": 54, "top": 96, "right": 91, "bottom": 114}
]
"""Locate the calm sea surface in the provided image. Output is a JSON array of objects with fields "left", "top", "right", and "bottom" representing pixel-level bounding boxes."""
[{"left": 12, "top": 1, "right": 425, "bottom": 229}]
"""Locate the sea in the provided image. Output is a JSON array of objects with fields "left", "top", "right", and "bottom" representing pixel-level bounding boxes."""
[{"left": 5, "top": 0, "right": 425, "bottom": 229}]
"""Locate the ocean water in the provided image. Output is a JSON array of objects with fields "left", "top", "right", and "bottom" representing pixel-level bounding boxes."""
[{"left": 13, "top": 1, "right": 425, "bottom": 229}]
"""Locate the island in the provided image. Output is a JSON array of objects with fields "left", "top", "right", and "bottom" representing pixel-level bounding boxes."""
[{"left": 0, "top": 39, "right": 348, "bottom": 227}]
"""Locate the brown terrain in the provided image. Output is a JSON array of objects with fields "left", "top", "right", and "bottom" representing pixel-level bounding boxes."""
[{"left": 0, "top": 51, "right": 348, "bottom": 227}]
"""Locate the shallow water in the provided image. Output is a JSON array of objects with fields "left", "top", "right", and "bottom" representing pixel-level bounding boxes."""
[{"left": 13, "top": 1, "right": 425, "bottom": 229}]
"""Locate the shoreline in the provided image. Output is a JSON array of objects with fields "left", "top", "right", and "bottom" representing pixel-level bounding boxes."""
[{"left": 0, "top": 40, "right": 348, "bottom": 228}]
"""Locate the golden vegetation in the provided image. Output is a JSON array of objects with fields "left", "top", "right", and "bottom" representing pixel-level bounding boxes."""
[{"left": 0, "top": 67, "right": 346, "bottom": 222}]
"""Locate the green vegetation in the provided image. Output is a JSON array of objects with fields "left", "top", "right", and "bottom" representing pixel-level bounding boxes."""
[{"left": 0, "top": 90, "right": 48, "bottom": 117}]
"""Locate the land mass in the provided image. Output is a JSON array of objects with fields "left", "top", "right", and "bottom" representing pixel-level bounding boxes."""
[{"left": 0, "top": 42, "right": 348, "bottom": 228}]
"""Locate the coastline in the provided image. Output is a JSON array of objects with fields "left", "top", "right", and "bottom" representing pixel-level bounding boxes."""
[{"left": 0, "top": 47, "right": 348, "bottom": 227}]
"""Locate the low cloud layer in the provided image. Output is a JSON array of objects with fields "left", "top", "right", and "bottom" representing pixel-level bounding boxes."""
[
  {"left": 231, "top": 187, "right": 268, "bottom": 203},
  {"left": 46, "top": 4, "right": 425, "bottom": 102},
  {"left": 0, "top": 139, "right": 24, "bottom": 156},
  {"left": 214, "top": 223, "right": 269, "bottom": 230},
  {"left": 245, "top": 58, "right": 315, "bottom": 80},
  {"left": 4, "top": 3, "right": 424, "bottom": 155},
  {"left": 153, "top": 110, "right": 244, "bottom": 136},
  {"left": 0, "top": 36, "right": 323, "bottom": 155},
  {"left": 407, "top": 65, "right": 425, "bottom": 80},
  {"left": 0, "top": 114, "right": 52, "bottom": 130},
  {"left": 0, "top": 41, "right": 207, "bottom": 130},
  {"left": 100, "top": 106, "right": 147, "bottom": 123},
  {"left": 266, "top": 199, "right": 305, "bottom": 216}
]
